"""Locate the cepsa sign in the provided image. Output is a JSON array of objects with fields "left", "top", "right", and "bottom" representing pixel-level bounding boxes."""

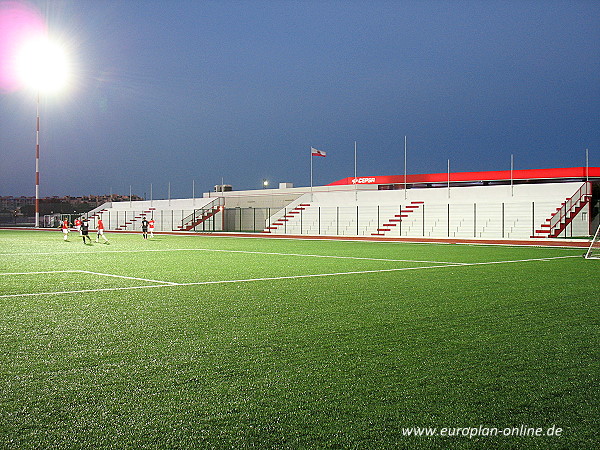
[{"left": 352, "top": 177, "right": 377, "bottom": 184}]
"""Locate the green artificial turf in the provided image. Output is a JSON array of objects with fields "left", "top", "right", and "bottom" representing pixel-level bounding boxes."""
[{"left": 0, "top": 230, "right": 597, "bottom": 448}]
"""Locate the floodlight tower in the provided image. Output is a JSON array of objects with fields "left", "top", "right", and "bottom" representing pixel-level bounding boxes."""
[
  {"left": 34, "top": 90, "right": 40, "bottom": 227},
  {"left": 16, "top": 37, "right": 70, "bottom": 227}
]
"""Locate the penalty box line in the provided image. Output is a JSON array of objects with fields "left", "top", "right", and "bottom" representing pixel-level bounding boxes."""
[
  {"left": 77, "top": 270, "right": 179, "bottom": 285},
  {"left": 0, "top": 255, "right": 576, "bottom": 298},
  {"left": 0, "top": 269, "right": 177, "bottom": 285},
  {"left": 0, "top": 270, "right": 178, "bottom": 299}
]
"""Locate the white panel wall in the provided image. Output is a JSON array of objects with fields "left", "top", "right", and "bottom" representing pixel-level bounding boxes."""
[{"left": 264, "top": 182, "right": 590, "bottom": 239}]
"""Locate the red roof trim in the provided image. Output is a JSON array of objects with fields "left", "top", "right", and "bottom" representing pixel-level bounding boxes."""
[{"left": 328, "top": 167, "right": 600, "bottom": 186}]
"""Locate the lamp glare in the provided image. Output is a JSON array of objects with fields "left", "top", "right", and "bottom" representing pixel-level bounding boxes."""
[{"left": 16, "top": 37, "right": 69, "bottom": 92}]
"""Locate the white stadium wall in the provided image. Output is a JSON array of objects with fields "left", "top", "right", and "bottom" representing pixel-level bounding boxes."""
[
  {"left": 83, "top": 180, "right": 593, "bottom": 240},
  {"left": 262, "top": 182, "right": 592, "bottom": 239}
]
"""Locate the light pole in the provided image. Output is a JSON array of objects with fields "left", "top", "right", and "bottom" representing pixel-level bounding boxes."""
[
  {"left": 262, "top": 179, "right": 269, "bottom": 189},
  {"left": 35, "top": 90, "right": 40, "bottom": 227},
  {"left": 16, "top": 36, "right": 70, "bottom": 227}
]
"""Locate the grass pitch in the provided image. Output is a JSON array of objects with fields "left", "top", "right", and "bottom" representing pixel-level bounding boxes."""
[{"left": 0, "top": 230, "right": 597, "bottom": 448}]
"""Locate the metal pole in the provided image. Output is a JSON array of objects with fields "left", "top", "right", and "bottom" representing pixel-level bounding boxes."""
[
  {"left": 354, "top": 141, "right": 357, "bottom": 201},
  {"left": 447, "top": 159, "right": 450, "bottom": 198},
  {"left": 310, "top": 147, "right": 313, "bottom": 201},
  {"left": 354, "top": 141, "right": 357, "bottom": 180},
  {"left": 447, "top": 203, "right": 450, "bottom": 237},
  {"left": 586, "top": 148, "right": 589, "bottom": 181},
  {"left": 35, "top": 91, "right": 40, "bottom": 227},
  {"left": 404, "top": 135, "right": 407, "bottom": 200},
  {"left": 511, "top": 154, "right": 514, "bottom": 197}
]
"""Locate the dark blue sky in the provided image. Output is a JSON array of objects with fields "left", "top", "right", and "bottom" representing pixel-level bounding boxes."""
[{"left": 1, "top": 0, "right": 599, "bottom": 198}]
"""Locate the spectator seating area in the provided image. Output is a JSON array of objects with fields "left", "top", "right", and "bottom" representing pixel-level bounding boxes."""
[{"left": 262, "top": 182, "right": 591, "bottom": 239}]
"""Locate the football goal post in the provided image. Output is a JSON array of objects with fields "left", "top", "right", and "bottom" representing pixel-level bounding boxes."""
[{"left": 584, "top": 223, "right": 600, "bottom": 259}]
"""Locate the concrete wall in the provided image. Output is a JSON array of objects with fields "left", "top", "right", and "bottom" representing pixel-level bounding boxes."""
[
  {"left": 84, "top": 181, "right": 591, "bottom": 238},
  {"left": 264, "top": 182, "right": 591, "bottom": 239}
]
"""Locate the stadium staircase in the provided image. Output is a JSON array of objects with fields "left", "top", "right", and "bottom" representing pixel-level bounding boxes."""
[
  {"left": 115, "top": 208, "right": 156, "bottom": 230},
  {"left": 371, "top": 201, "right": 424, "bottom": 236},
  {"left": 86, "top": 208, "right": 108, "bottom": 223},
  {"left": 531, "top": 183, "right": 591, "bottom": 238},
  {"left": 262, "top": 202, "right": 311, "bottom": 233},
  {"left": 173, "top": 198, "right": 224, "bottom": 231}
]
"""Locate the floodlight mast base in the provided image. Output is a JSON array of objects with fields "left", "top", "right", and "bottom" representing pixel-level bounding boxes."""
[{"left": 35, "top": 91, "right": 40, "bottom": 228}]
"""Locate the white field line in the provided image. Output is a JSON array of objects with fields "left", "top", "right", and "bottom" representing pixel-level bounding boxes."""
[
  {"left": 0, "top": 246, "right": 515, "bottom": 265},
  {"left": 0, "top": 284, "right": 174, "bottom": 298},
  {"left": 76, "top": 270, "right": 178, "bottom": 285},
  {"left": 0, "top": 255, "right": 579, "bottom": 299},
  {"left": 0, "top": 243, "right": 583, "bottom": 266},
  {"left": 0, "top": 270, "right": 79, "bottom": 276},
  {"left": 0, "top": 269, "right": 175, "bottom": 285}
]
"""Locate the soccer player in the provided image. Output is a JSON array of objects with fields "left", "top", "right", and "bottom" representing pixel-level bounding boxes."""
[
  {"left": 141, "top": 217, "right": 149, "bottom": 239},
  {"left": 80, "top": 220, "right": 92, "bottom": 244},
  {"left": 149, "top": 218, "right": 155, "bottom": 238},
  {"left": 95, "top": 218, "right": 109, "bottom": 243},
  {"left": 74, "top": 217, "right": 82, "bottom": 234},
  {"left": 61, "top": 218, "right": 70, "bottom": 241}
]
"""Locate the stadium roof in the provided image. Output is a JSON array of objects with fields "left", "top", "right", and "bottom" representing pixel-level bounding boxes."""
[{"left": 329, "top": 167, "right": 600, "bottom": 187}]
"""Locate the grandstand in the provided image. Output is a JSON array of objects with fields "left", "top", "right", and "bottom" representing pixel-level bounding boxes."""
[
  {"left": 83, "top": 167, "right": 599, "bottom": 240},
  {"left": 84, "top": 197, "right": 223, "bottom": 232}
]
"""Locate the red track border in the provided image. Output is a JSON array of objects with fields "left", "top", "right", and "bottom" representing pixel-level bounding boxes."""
[{"left": 2, "top": 227, "right": 591, "bottom": 248}]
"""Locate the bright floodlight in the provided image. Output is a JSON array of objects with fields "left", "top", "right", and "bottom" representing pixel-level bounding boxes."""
[{"left": 16, "top": 37, "right": 70, "bottom": 92}]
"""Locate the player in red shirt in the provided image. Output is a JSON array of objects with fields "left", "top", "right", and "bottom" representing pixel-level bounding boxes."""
[
  {"left": 149, "top": 219, "right": 155, "bottom": 238},
  {"left": 95, "top": 218, "right": 109, "bottom": 243},
  {"left": 74, "top": 218, "right": 82, "bottom": 234},
  {"left": 61, "top": 219, "right": 70, "bottom": 241}
]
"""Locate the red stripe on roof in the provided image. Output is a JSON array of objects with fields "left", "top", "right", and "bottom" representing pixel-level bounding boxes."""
[{"left": 328, "top": 167, "right": 600, "bottom": 186}]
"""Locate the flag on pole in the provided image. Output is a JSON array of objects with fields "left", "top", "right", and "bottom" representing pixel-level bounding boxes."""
[{"left": 311, "top": 147, "right": 326, "bottom": 157}]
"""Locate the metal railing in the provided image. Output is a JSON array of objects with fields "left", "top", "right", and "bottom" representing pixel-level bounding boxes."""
[
  {"left": 548, "top": 183, "right": 591, "bottom": 236},
  {"left": 178, "top": 197, "right": 224, "bottom": 231},
  {"left": 258, "top": 201, "right": 591, "bottom": 239}
]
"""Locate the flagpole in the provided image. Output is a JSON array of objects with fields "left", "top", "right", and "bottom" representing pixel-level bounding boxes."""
[
  {"left": 310, "top": 147, "right": 313, "bottom": 201},
  {"left": 586, "top": 148, "right": 589, "bottom": 182},
  {"left": 354, "top": 141, "right": 357, "bottom": 201},
  {"left": 447, "top": 159, "right": 450, "bottom": 198},
  {"left": 511, "top": 154, "right": 514, "bottom": 197},
  {"left": 404, "top": 135, "right": 407, "bottom": 200}
]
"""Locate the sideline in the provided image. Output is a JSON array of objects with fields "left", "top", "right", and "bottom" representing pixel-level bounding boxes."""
[
  {"left": 0, "top": 255, "right": 580, "bottom": 299},
  {"left": 0, "top": 246, "right": 467, "bottom": 266},
  {"left": 0, "top": 227, "right": 591, "bottom": 248}
]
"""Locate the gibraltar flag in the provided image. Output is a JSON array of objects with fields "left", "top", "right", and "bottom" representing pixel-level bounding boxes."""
[{"left": 311, "top": 147, "right": 326, "bottom": 157}]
